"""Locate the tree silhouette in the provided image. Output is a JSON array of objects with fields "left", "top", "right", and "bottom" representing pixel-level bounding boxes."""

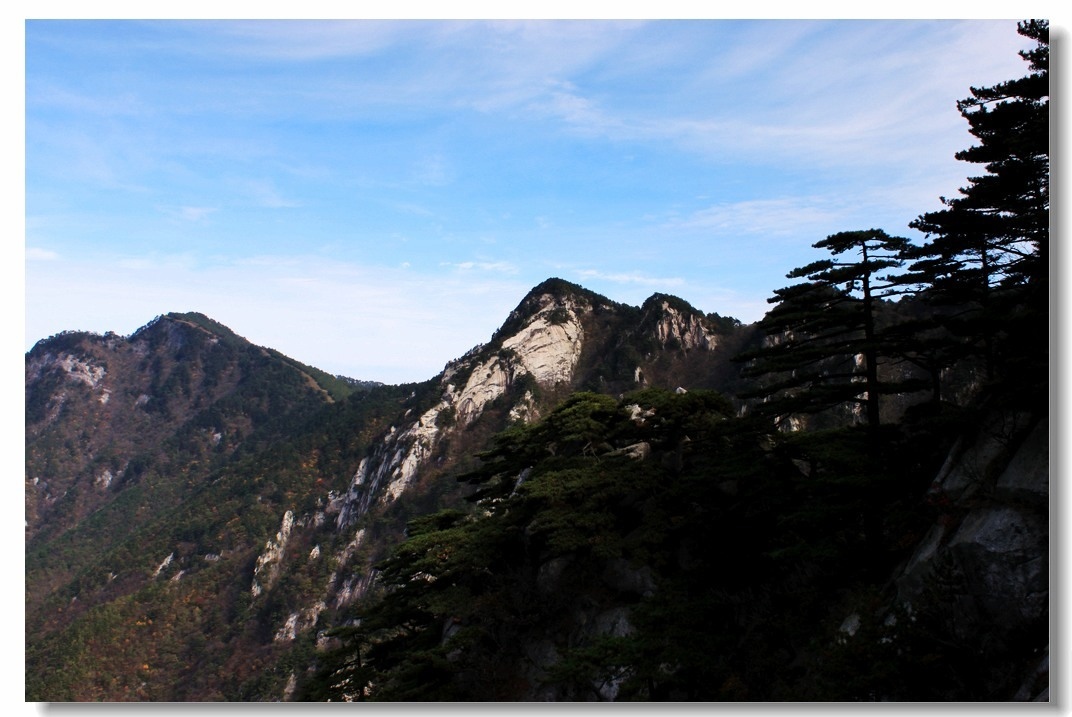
[
  {"left": 738, "top": 229, "right": 913, "bottom": 430},
  {"left": 901, "top": 20, "right": 1048, "bottom": 388}
]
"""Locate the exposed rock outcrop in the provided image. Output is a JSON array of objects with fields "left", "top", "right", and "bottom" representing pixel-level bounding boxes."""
[
  {"left": 252, "top": 510, "right": 295, "bottom": 598},
  {"left": 650, "top": 300, "right": 718, "bottom": 351},
  {"left": 893, "top": 407, "right": 1048, "bottom": 700}
]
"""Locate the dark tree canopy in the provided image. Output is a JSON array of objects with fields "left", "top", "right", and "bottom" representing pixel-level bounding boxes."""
[
  {"left": 737, "top": 229, "right": 914, "bottom": 430},
  {"left": 901, "top": 20, "right": 1048, "bottom": 387}
]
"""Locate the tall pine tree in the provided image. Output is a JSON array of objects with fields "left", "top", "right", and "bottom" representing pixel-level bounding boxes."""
[
  {"left": 737, "top": 228, "right": 913, "bottom": 431},
  {"left": 901, "top": 20, "right": 1048, "bottom": 389}
]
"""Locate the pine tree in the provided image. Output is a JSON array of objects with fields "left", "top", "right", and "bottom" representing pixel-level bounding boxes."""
[
  {"left": 901, "top": 20, "right": 1048, "bottom": 388},
  {"left": 737, "top": 229, "right": 914, "bottom": 430}
]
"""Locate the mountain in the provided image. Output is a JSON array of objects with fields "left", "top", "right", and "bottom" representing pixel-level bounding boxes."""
[
  {"left": 25, "top": 278, "right": 1047, "bottom": 702},
  {"left": 26, "top": 312, "right": 364, "bottom": 541},
  {"left": 25, "top": 279, "right": 754, "bottom": 701}
]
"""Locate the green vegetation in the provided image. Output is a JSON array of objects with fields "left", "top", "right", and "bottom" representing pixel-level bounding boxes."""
[{"left": 299, "top": 383, "right": 950, "bottom": 700}]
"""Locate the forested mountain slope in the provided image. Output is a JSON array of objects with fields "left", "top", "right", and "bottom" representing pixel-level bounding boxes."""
[
  {"left": 25, "top": 280, "right": 752, "bottom": 700},
  {"left": 25, "top": 273, "right": 1047, "bottom": 702}
]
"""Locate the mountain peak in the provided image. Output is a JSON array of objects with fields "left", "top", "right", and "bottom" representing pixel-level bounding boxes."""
[
  {"left": 164, "top": 312, "right": 249, "bottom": 347},
  {"left": 641, "top": 292, "right": 703, "bottom": 317},
  {"left": 522, "top": 277, "right": 613, "bottom": 307},
  {"left": 128, "top": 312, "right": 246, "bottom": 345},
  {"left": 488, "top": 278, "right": 609, "bottom": 346}
]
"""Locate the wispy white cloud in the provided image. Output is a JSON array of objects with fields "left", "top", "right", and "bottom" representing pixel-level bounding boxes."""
[
  {"left": 25, "top": 18, "right": 1043, "bottom": 372},
  {"left": 535, "top": 79, "right": 620, "bottom": 134},
  {"left": 440, "top": 260, "right": 518, "bottom": 274},
  {"left": 183, "top": 206, "right": 216, "bottom": 221},
  {"left": 190, "top": 20, "right": 410, "bottom": 62},
  {"left": 26, "top": 247, "right": 59, "bottom": 261},
  {"left": 27, "top": 83, "right": 149, "bottom": 119},
  {"left": 492, "top": 20, "right": 1033, "bottom": 175},
  {"left": 29, "top": 126, "right": 146, "bottom": 192},
  {"left": 671, "top": 198, "right": 843, "bottom": 237},
  {"left": 238, "top": 178, "right": 300, "bottom": 209},
  {"left": 573, "top": 268, "right": 685, "bottom": 288},
  {"left": 157, "top": 205, "right": 218, "bottom": 222},
  {"left": 453, "top": 21, "right": 646, "bottom": 113},
  {"left": 690, "top": 21, "right": 819, "bottom": 85},
  {"left": 116, "top": 253, "right": 200, "bottom": 272},
  {"left": 389, "top": 201, "right": 434, "bottom": 217},
  {"left": 413, "top": 154, "right": 452, "bottom": 187},
  {"left": 125, "top": 21, "right": 643, "bottom": 124}
]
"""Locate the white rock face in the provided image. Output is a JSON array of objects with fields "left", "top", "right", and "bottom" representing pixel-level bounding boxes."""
[
  {"left": 58, "top": 353, "right": 106, "bottom": 387},
  {"left": 334, "top": 293, "right": 586, "bottom": 551},
  {"left": 455, "top": 358, "right": 513, "bottom": 425},
  {"left": 153, "top": 552, "right": 174, "bottom": 579},
  {"left": 252, "top": 510, "right": 295, "bottom": 598},
  {"left": 625, "top": 404, "right": 656, "bottom": 424},
  {"left": 609, "top": 441, "right": 651, "bottom": 461},
  {"left": 333, "top": 574, "right": 363, "bottom": 609},
  {"left": 323, "top": 528, "right": 369, "bottom": 607},
  {"left": 94, "top": 469, "right": 114, "bottom": 490},
  {"left": 351, "top": 458, "right": 369, "bottom": 487},
  {"left": 654, "top": 302, "right": 718, "bottom": 351},
  {"left": 509, "top": 390, "right": 539, "bottom": 424},
  {"left": 274, "top": 600, "right": 327, "bottom": 642},
  {"left": 452, "top": 293, "right": 583, "bottom": 425},
  {"left": 382, "top": 403, "right": 444, "bottom": 503},
  {"left": 501, "top": 309, "right": 584, "bottom": 384},
  {"left": 25, "top": 353, "right": 109, "bottom": 418}
]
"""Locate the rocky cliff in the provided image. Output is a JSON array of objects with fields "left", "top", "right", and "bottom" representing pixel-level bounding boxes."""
[{"left": 892, "top": 404, "right": 1049, "bottom": 700}]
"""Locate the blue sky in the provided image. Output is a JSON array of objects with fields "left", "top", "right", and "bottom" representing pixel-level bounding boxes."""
[{"left": 25, "top": 18, "right": 1042, "bottom": 384}]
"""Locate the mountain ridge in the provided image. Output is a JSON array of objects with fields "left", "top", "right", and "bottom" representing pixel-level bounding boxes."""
[
  {"left": 30, "top": 278, "right": 737, "bottom": 391},
  {"left": 25, "top": 275, "right": 1046, "bottom": 701},
  {"left": 26, "top": 277, "right": 751, "bottom": 700}
]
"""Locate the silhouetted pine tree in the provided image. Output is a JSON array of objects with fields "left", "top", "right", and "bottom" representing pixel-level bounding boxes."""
[
  {"left": 900, "top": 20, "right": 1048, "bottom": 395},
  {"left": 737, "top": 228, "right": 915, "bottom": 431}
]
